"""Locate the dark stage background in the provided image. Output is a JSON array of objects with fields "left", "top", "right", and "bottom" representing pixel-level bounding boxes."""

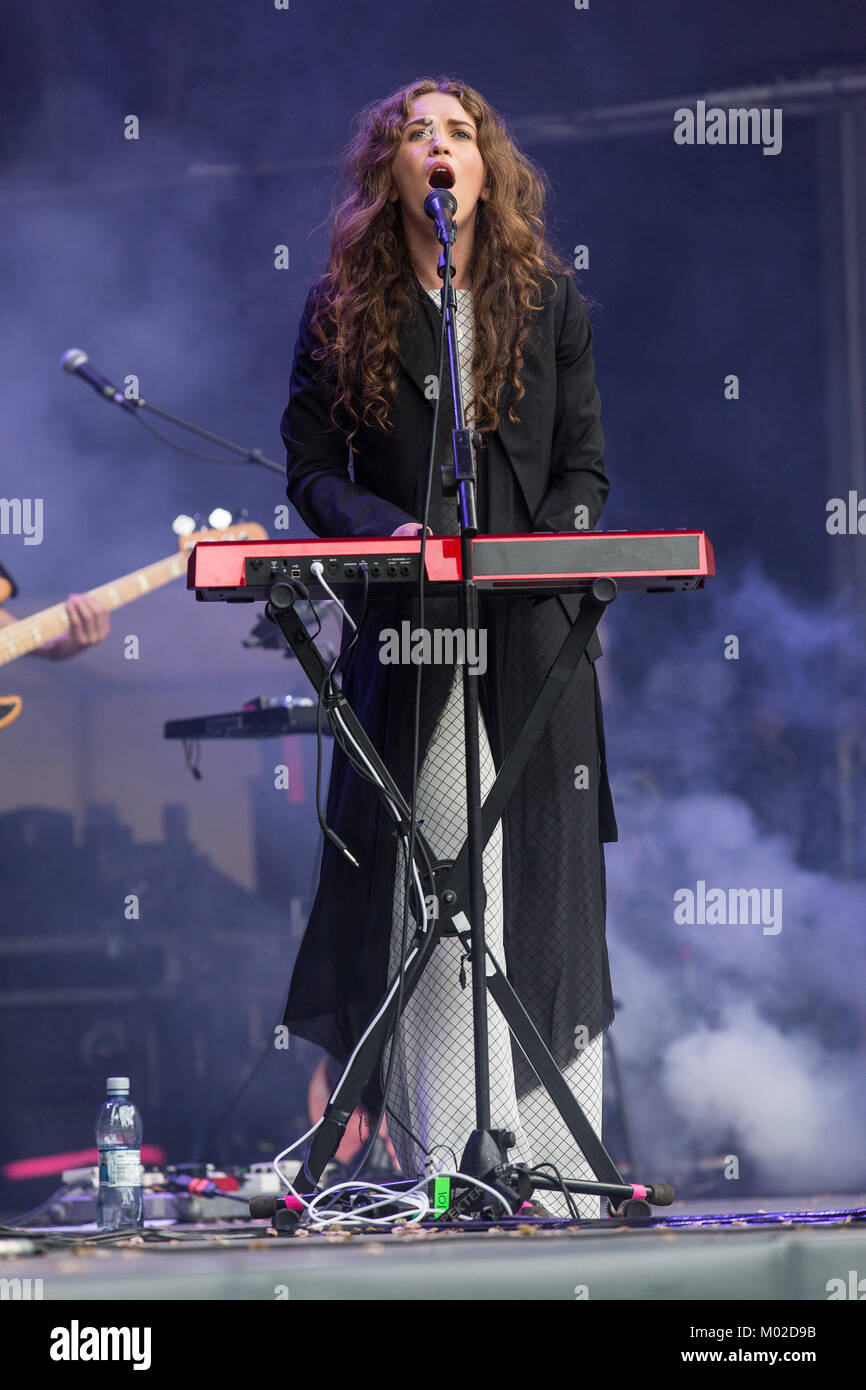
[{"left": 1, "top": 1, "right": 865, "bottom": 1214}]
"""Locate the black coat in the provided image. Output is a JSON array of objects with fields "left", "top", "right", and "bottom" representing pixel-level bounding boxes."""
[{"left": 280, "top": 270, "right": 618, "bottom": 1087}]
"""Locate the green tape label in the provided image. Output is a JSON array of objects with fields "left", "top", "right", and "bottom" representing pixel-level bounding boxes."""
[{"left": 432, "top": 1176, "right": 451, "bottom": 1217}]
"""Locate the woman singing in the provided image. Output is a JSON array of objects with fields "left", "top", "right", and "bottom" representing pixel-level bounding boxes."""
[{"left": 280, "top": 75, "right": 617, "bottom": 1218}]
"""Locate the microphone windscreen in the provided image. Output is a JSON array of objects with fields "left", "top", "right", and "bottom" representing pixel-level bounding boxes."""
[
  {"left": 248, "top": 1193, "right": 307, "bottom": 1219},
  {"left": 249, "top": 1195, "right": 278, "bottom": 1218},
  {"left": 648, "top": 1183, "right": 676, "bottom": 1206},
  {"left": 61, "top": 348, "right": 87, "bottom": 372}
]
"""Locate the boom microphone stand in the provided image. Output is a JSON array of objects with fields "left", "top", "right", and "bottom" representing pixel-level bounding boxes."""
[{"left": 421, "top": 186, "right": 506, "bottom": 1182}]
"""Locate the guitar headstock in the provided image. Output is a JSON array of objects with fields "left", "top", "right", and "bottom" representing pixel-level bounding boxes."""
[{"left": 178, "top": 521, "right": 268, "bottom": 553}]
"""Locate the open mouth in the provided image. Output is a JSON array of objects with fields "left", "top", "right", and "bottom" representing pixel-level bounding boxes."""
[{"left": 427, "top": 165, "right": 455, "bottom": 190}]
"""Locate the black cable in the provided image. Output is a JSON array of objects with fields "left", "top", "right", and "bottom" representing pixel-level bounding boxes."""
[
  {"left": 311, "top": 570, "right": 369, "bottom": 860},
  {"left": 401, "top": 1133, "right": 460, "bottom": 1178},
  {"left": 192, "top": 590, "right": 338, "bottom": 1167},
  {"left": 310, "top": 602, "right": 339, "bottom": 849},
  {"left": 276, "top": 560, "right": 440, "bottom": 1193},
  {"left": 185, "top": 583, "right": 371, "bottom": 1172},
  {"left": 3, "top": 1182, "right": 90, "bottom": 1228},
  {"left": 381, "top": 1103, "right": 434, "bottom": 1163},
  {"left": 279, "top": 277, "right": 453, "bottom": 1197},
  {"left": 182, "top": 736, "right": 202, "bottom": 780},
  {"left": 525, "top": 1163, "right": 581, "bottom": 1219},
  {"left": 195, "top": 1006, "right": 288, "bottom": 1164},
  {"left": 346, "top": 268, "right": 452, "bottom": 1190},
  {"left": 131, "top": 409, "right": 262, "bottom": 466},
  {"left": 0, "top": 1222, "right": 145, "bottom": 1248},
  {"left": 288, "top": 564, "right": 417, "bottom": 1189},
  {"left": 425, "top": 1143, "right": 461, "bottom": 1175}
]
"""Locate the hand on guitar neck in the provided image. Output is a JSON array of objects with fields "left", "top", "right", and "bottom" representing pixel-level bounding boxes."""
[
  {"left": 0, "top": 592, "right": 110, "bottom": 660},
  {"left": 0, "top": 520, "right": 267, "bottom": 731}
]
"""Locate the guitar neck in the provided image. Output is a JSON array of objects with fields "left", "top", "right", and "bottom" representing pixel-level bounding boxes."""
[{"left": 0, "top": 552, "right": 187, "bottom": 667}]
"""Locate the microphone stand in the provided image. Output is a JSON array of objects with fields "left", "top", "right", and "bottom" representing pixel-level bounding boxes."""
[
  {"left": 61, "top": 351, "right": 284, "bottom": 475},
  {"left": 123, "top": 396, "right": 285, "bottom": 477},
  {"left": 426, "top": 192, "right": 506, "bottom": 1182}
]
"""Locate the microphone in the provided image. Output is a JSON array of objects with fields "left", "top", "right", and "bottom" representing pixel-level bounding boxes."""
[
  {"left": 644, "top": 1183, "right": 675, "bottom": 1206},
  {"left": 248, "top": 1193, "right": 307, "bottom": 1219},
  {"left": 61, "top": 349, "right": 139, "bottom": 414},
  {"left": 423, "top": 188, "right": 457, "bottom": 247}
]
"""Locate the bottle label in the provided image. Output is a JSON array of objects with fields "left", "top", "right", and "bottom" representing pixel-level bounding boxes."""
[{"left": 99, "top": 1147, "right": 142, "bottom": 1188}]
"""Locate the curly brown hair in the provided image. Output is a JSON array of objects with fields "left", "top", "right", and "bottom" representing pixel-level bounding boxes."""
[{"left": 305, "top": 75, "right": 575, "bottom": 446}]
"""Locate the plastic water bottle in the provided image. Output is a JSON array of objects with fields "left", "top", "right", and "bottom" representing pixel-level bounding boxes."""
[{"left": 96, "top": 1077, "right": 143, "bottom": 1231}]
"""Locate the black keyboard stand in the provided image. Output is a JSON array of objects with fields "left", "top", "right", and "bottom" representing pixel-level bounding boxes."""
[{"left": 265, "top": 575, "right": 670, "bottom": 1218}]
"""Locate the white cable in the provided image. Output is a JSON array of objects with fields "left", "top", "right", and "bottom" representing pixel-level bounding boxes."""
[
  {"left": 268, "top": 1163, "right": 514, "bottom": 1231},
  {"left": 272, "top": 918, "right": 427, "bottom": 1211},
  {"left": 309, "top": 560, "right": 357, "bottom": 630},
  {"left": 272, "top": 1120, "right": 323, "bottom": 1184},
  {"left": 405, "top": 1165, "right": 515, "bottom": 1219},
  {"left": 304, "top": 1180, "right": 429, "bottom": 1228},
  {"left": 270, "top": 981, "right": 517, "bottom": 1227},
  {"left": 297, "top": 1163, "right": 515, "bottom": 1229}
]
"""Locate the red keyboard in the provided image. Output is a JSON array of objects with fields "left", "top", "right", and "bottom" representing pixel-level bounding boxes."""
[{"left": 189, "top": 531, "right": 714, "bottom": 601}]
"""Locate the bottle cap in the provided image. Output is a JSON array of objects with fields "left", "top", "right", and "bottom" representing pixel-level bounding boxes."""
[{"left": 106, "top": 1077, "right": 130, "bottom": 1092}]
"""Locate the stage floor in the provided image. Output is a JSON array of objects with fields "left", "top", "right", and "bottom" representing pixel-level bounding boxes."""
[{"left": 3, "top": 1193, "right": 865, "bottom": 1301}]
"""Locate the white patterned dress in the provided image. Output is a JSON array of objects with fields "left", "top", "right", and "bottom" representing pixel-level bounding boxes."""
[{"left": 380, "top": 285, "right": 604, "bottom": 1219}]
